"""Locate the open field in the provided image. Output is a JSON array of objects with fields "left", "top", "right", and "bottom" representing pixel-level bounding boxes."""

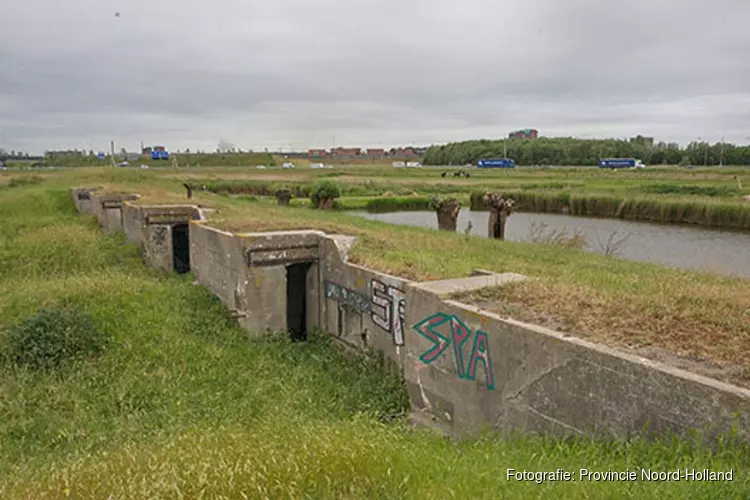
[
  {"left": 48, "top": 162, "right": 747, "bottom": 230},
  {"left": 3, "top": 166, "right": 750, "bottom": 383},
  {"left": 1, "top": 171, "right": 749, "bottom": 496}
]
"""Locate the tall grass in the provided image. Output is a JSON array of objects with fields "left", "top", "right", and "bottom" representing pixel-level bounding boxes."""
[
  {"left": 470, "top": 191, "right": 750, "bottom": 229},
  {"left": 1, "top": 185, "right": 749, "bottom": 498}
]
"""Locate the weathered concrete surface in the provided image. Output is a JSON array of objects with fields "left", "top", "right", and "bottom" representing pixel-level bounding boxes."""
[
  {"left": 70, "top": 187, "right": 101, "bottom": 214},
  {"left": 190, "top": 223, "right": 247, "bottom": 312},
  {"left": 413, "top": 273, "right": 528, "bottom": 298},
  {"left": 122, "top": 203, "right": 146, "bottom": 245},
  {"left": 404, "top": 287, "right": 750, "bottom": 440},
  {"left": 191, "top": 227, "right": 326, "bottom": 337},
  {"left": 319, "top": 235, "right": 412, "bottom": 364},
  {"left": 239, "top": 230, "right": 325, "bottom": 335},
  {"left": 89, "top": 193, "right": 140, "bottom": 233},
  {"left": 144, "top": 224, "right": 173, "bottom": 272},
  {"left": 240, "top": 265, "right": 287, "bottom": 334}
]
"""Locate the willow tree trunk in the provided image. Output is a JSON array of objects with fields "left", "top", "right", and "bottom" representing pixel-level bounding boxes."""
[
  {"left": 275, "top": 190, "right": 292, "bottom": 206},
  {"left": 317, "top": 198, "right": 335, "bottom": 210},
  {"left": 498, "top": 211, "right": 508, "bottom": 240},
  {"left": 436, "top": 200, "right": 461, "bottom": 231},
  {"left": 488, "top": 209, "right": 501, "bottom": 239}
]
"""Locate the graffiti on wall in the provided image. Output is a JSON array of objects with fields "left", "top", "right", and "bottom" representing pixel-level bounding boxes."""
[
  {"left": 324, "top": 279, "right": 407, "bottom": 346},
  {"left": 413, "top": 312, "right": 495, "bottom": 390},
  {"left": 153, "top": 226, "right": 168, "bottom": 246},
  {"left": 370, "top": 279, "right": 406, "bottom": 346},
  {"left": 324, "top": 280, "right": 370, "bottom": 313}
]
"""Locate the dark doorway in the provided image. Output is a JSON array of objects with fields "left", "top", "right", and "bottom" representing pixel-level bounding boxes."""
[
  {"left": 286, "top": 262, "right": 312, "bottom": 342},
  {"left": 172, "top": 224, "right": 191, "bottom": 274}
]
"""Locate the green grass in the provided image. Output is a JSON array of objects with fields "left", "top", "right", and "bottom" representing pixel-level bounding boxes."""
[
  {"left": 1, "top": 184, "right": 749, "bottom": 497},
  {"left": 172, "top": 165, "right": 750, "bottom": 230}
]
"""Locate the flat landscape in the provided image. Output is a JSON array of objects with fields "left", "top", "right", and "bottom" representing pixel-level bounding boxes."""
[{"left": 1, "top": 164, "right": 749, "bottom": 497}]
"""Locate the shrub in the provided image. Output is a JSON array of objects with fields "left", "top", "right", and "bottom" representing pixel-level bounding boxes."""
[
  {"left": 5, "top": 307, "right": 109, "bottom": 370},
  {"left": 310, "top": 180, "right": 341, "bottom": 209}
]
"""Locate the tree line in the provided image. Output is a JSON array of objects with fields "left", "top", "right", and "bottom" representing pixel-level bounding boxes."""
[{"left": 422, "top": 138, "right": 750, "bottom": 166}]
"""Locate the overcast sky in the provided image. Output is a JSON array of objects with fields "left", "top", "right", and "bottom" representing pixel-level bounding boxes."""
[{"left": 2, "top": 0, "right": 750, "bottom": 154}]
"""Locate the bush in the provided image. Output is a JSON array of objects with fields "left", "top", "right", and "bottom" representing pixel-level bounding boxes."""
[
  {"left": 310, "top": 180, "right": 341, "bottom": 208},
  {"left": 5, "top": 307, "right": 109, "bottom": 370}
]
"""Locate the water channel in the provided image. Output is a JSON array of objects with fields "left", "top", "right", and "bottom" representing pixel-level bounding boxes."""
[{"left": 354, "top": 210, "right": 750, "bottom": 278}]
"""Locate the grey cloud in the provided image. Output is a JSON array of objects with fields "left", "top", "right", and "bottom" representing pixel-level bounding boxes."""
[{"left": 2, "top": 0, "right": 750, "bottom": 153}]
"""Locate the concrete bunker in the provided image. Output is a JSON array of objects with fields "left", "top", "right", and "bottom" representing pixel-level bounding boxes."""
[
  {"left": 139, "top": 205, "right": 202, "bottom": 273},
  {"left": 72, "top": 188, "right": 750, "bottom": 444},
  {"left": 70, "top": 187, "right": 102, "bottom": 213},
  {"left": 96, "top": 193, "right": 141, "bottom": 233},
  {"left": 241, "top": 230, "right": 324, "bottom": 341}
]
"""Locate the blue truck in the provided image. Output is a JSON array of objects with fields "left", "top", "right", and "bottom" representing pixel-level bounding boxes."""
[
  {"left": 599, "top": 158, "right": 645, "bottom": 169},
  {"left": 477, "top": 158, "right": 516, "bottom": 168},
  {"left": 150, "top": 150, "right": 170, "bottom": 160}
]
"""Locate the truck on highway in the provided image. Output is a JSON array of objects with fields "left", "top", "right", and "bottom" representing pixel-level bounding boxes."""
[
  {"left": 477, "top": 158, "right": 515, "bottom": 168},
  {"left": 599, "top": 158, "right": 645, "bottom": 169},
  {"left": 150, "top": 150, "right": 169, "bottom": 160}
]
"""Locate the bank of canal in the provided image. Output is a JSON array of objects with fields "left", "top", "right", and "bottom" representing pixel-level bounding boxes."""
[{"left": 355, "top": 210, "right": 750, "bottom": 278}]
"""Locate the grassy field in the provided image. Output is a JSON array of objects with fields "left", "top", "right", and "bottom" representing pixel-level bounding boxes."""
[
  {"left": 152, "top": 163, "right": 750, "bottom": 230},
  {"left": 1, "top": 173, "right": 749, "bottom": 497}
]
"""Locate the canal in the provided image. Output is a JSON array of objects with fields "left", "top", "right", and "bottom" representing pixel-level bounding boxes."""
[{"left": 355, "top": 210, "right": 750, "bottom": 278}]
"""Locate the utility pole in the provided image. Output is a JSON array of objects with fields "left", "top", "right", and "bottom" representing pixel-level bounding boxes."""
[
  {"left": 703, "top": 141, "right": 709, "bottom": 167},
  {"left": 720, "top": 135, "right": 725, "bottom": 166}
]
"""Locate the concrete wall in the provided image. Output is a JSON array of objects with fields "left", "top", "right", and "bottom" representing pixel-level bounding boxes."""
[
  {"left": 122, "top": 203, "right": 146, "bottom": 245},
  {"left": 70, "top": 187, "right": 100, "bottom": 214},
  {"left": 71, "top": 188, "right": 750, "bottom": 443},
  {"left": 189, "top": 223, "right": 247, "bottom": 312},
  {"left": 318, "top": 235, "right": 412, "bottom": 364},
  {"left": 85, "top": 193, "right": 140, "bottom": 234},
  {"left": 403, "top": 279, "right": 750, "bottom": 440}
]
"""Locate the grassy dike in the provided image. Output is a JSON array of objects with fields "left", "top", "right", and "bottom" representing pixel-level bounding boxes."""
[{"left": 0, "top": 183, "right": 748, "bottom": 496}]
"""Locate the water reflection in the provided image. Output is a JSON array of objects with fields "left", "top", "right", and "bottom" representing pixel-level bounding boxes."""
[{"left": 355, "top": 211, "right": 750, "bottom": 278}]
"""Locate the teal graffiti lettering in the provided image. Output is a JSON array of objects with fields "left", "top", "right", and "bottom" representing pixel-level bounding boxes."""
[{"left": 413, "top": 312, "right": 495, "bottom": 391}]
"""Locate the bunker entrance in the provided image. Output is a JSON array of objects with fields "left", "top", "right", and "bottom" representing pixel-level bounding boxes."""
[
  {"left": 286, "top": 262, "right": 312, "bottom": 342},
  {"left": 172, "top": 224, "right": 190, "bottom": 274}
]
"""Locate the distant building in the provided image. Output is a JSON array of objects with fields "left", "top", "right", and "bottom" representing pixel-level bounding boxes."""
[
  {"left": 45, "top": 150, "right": 84, "bottom": 157},
  {"left": 509, "top": 129, "right": 539, "bottom": 140},
  {"left": 308, "top": 149, "right": 328, "bottom": 158},
  {"left": 119, "top": 152, "right": 141, "bottom": 161},
  {"left": 142, "top": 147, "right": 153, "bottom": 155},
  {"left": 365, "top": 148, "right": 385, "bottom": 157},
  {"left": 332, "top": 147, "right": 362, "bottom": 157}
]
